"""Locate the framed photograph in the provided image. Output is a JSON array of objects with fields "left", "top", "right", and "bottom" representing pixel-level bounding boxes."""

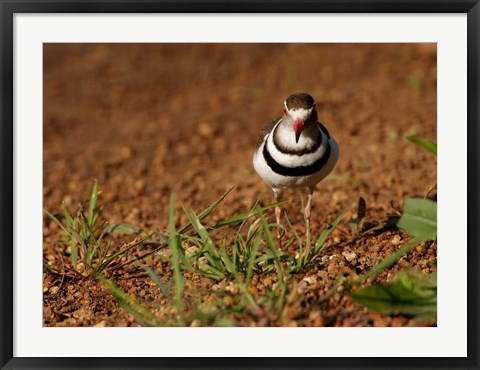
[{"left": 1, "top": 1, "right": 479, "bottom": 369}]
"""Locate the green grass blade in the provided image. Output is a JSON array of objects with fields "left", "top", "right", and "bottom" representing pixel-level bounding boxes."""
[
  {"left": 70, "top": 239, "right": 78, "bottom": 266},
  {"left": 98, "top": 240, "right": 112, "bottom": 269},
  {"left": 62, "top": 204, "right": 75, "bottom": 227},
  {"left": 56, "top": 220, "right": 88, "bottom": 263},
  {"left": 234, "top": 195, "right": 263, "bottom": 241},
  {"left": 260, "top": 216, "right": 288, "bottom": 313},
  {"left": 88, "top": 181, "right": 99, "bottom": 227},
  {"left": 183, "top": 207, "right": 218, "bottom": 255},
  {"left": 211, "top": 201, "right": 286, "bottom": 229},
  {"left": 157, "top": 241, "right": 206, "bottom": 277},
  {"left": 98, "top": 233, "right": 152, "bottom": 271},
  {"left": 98, "top": 275, "right": 163, "bottom": 327},
  {"left": 229, "top": 239, "right": 239, "bottom": 270},
  {"left": 87, "top": 230, "right": 106, "bottom": 266},
  {"left": 313, "top": 212, "right": 345, "bottom": 255},
  {"left": 43, "top": 209, "right": 72, "bottom": 237},
  {"left": 142, "top": 264, "right": 171, "bottom": 299},
  {"left": 104, "top": 223, "right": 145, "bottom": 235},
  {"left": 357, "top": 239, "right": 419, "bottom": 284},
  {"left": 216, "top": 250, "right": 238, "bottom": 279},
  {"left": 197, "top": 266, "right": 226, "bottom": 281},
  {"left": 182, "top": 206, "right": 224, "bottom": 272},
  {"left": 406, "top": 135, "right": 437, "bottom": 156},
  {"left": 70, "top": 217, "right": 79, "bottom": 266},
  {"left": 168, "top": 194, "right": 185, "bottom": 313},
  {"left": 77, "top": 210, "right": 93, "bottom": 245},
  {"left": 178, "top": 186, "right": 235, "bottom": 234},
  {"left": 246, "top": 231, "right": 261, "bottom": 284},
  {"left": 284, "top": 213, "right": 303, "bottom": 260},
  {"left": 260, "top": 216, "right": 284, "bottom": 287},
  {"left": 255, "top": 251, "right": 287, "bottom": 264}
]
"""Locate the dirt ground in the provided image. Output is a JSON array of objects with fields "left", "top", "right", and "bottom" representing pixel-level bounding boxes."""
[{"left": 43, "top": 43, "right": 437, "bottom": 327}]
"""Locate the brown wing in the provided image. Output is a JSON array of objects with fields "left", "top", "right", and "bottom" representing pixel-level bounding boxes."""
[{"left": 256, "top": 117, "right": 281, "bottom": 147}]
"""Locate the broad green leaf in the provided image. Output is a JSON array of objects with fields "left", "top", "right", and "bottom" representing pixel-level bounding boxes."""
[
  {"left": 355, "top": 198, "right": 435, "bottom": 284},
  {"left": 397, "top": 198, "right": 437, "bottom": 241},
  {"left": 406, "top": 135, "right": 437, "bottom": 156},
  {"left": 351, "top": 269, "right": 436, "bottom": 319}
]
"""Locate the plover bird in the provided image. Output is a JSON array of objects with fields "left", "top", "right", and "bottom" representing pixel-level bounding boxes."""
[{"left": 253, "top": 92, "right": 339, "bottom": 231}]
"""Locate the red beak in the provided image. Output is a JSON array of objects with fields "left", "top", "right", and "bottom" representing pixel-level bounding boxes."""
[{"left": 293, "top": 120, "right": 304, "bottom": 143}]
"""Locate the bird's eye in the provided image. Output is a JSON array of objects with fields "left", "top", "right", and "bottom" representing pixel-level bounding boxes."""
[{"left": 283, "top": 108, "right": 288, "bottom": 115}]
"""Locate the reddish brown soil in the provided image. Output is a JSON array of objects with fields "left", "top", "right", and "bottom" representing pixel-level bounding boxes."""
[{"left": 43, "top": 43, "right": 437, "bottom": 327}]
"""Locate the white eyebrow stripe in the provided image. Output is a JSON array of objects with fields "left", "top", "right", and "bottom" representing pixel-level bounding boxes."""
[
  {"left": 289, "top": 107, "right": 313, "bottom": 114},
  {"left": 284, "top": 101, "right": 314, "bottom": 115},
  {"left": 286, "top": 107, "right": 314, "bottom": 121},
  {"left": 289, "top": 107, "right": 313, "bottom": 113}
]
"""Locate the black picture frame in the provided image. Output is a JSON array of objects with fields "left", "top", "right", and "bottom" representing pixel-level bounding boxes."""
[{"left": 1, "top": 1, "right": 479, "bottom": 369}]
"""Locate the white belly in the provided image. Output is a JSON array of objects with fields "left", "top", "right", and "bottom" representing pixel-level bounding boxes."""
[{"left": 253, "top": 138, "right": 339, "bottom": 192}]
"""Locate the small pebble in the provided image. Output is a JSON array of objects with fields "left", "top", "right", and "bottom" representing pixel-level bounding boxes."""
[
  {"left": 197, "top": 122, "right": 214, "bottom": 138},
  {"left": 391, "top": 235, "right": 401, "bottom": 245},
  {"left": 342, "top": 251, "right": 357, "bottom": 263}
]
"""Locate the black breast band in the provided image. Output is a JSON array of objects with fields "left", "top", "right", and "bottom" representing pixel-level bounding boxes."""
[{"left": 263, "top": 142, "right": 331, "bottom": 177}]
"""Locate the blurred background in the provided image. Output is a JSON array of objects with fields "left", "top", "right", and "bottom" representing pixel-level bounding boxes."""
[{"left": 43, "top": 43, "right": 436, "bottom": 232}]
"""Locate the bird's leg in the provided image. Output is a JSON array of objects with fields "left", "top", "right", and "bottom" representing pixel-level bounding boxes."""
[
  {"left": 273, "top": 189, "right": 282, "bottom": 240},
  {"left": 305, "top": 186, "right": 314, "bottom": 231}
]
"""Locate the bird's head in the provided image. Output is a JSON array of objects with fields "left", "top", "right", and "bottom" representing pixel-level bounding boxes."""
[{"left": 282, "top": 92, "right": 317, "bottom": 144}]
